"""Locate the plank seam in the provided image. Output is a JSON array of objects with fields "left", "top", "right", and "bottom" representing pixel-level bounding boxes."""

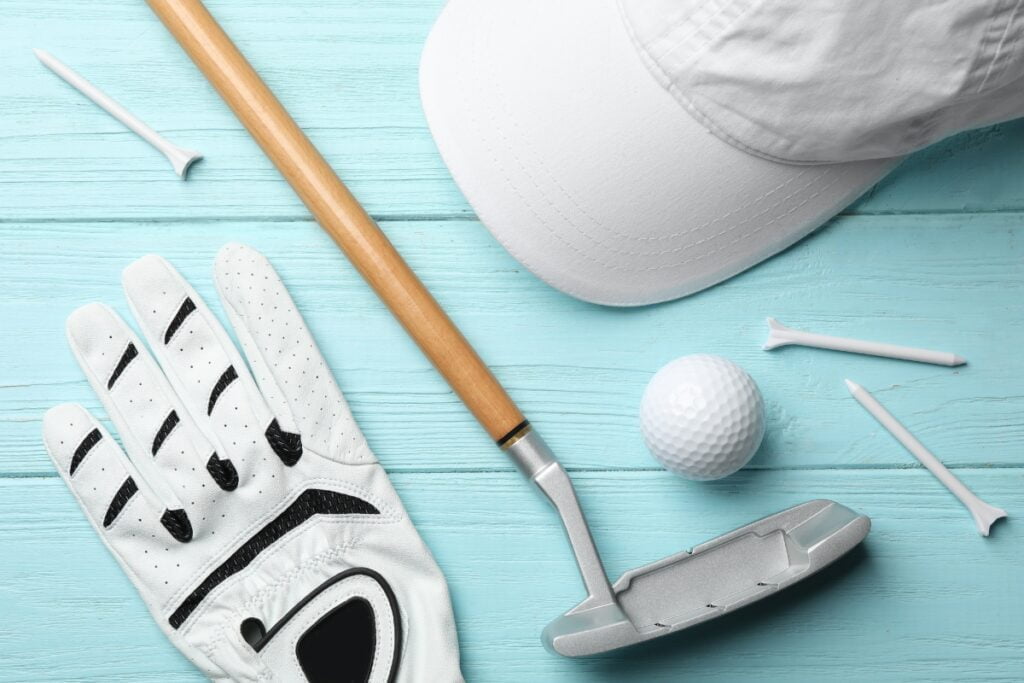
[
  {"left": 2, "top": 210, "right": 1024, "bottom": 226},
  {"left": 5, "top": 463, "right": 1024, "bottom": 479}
]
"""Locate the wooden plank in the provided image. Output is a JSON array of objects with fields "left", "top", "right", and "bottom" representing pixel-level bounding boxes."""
[
  {"left": 4, "top": 3, "right": 1021, "bottom": 682},
  {"left": 2, "top": 214, "right": 1022, "bottom": 474},
  {"left": 0, "top": 469, "right": 1019, "bottom": 681},
  {"left": 2, "top": 1, "right": 1023, "bottom": 220}
]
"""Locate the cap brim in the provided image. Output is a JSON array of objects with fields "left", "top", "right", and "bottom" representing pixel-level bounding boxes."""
[{"left": 420, "top": 0, "right": 900, "bottom": 306}]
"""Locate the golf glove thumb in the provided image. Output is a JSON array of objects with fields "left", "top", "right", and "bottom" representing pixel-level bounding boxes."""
[{"left": 42, "top": 244, "right": 463, "bottom": 682}]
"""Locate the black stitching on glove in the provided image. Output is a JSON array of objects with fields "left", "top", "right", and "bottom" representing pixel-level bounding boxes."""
[
  {"left": 206, "top": 453, "right": 239, "bottom": 491},
  {"left": 152, "top": 410, "right": 180, "bottom": 456},
  {"left": 207, "top": 366, "right": 238, "bottom": 415},
  {"left": 265, "top": 419, "right": 302, "bottom": 466},
  {"left": 169, "top": 489, "right": 379, "bottom": 628},
  {"left": 164, "top": 297, "right": 197, "bottom": 344},
  {"left": 107, "top": 342, "right": 138, "bottom": 389},
  {"left": 103, "top": 477, "right": 138, "bottom": 527},
  {"left": 161, "top": 508, "right": 193, "bottom": 543},
  {"left": 70, "top": 428, "right": 102, "bottom": 476}
]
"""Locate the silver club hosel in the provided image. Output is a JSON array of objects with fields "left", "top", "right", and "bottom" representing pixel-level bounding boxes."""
[{"left": 502, "top": 428, "right": 617, "bottom": 609}]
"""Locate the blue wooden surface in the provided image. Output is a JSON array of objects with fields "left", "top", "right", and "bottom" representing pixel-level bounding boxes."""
[{"left": 1, "top": 1, "right": 1023, "bottom": 681}]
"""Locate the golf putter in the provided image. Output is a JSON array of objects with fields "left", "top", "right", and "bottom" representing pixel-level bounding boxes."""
[{"left": 148, "top": 0, "right": 871, "bottom": 657}]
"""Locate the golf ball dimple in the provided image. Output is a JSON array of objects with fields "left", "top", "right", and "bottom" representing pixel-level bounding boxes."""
[{"left": 640, "top": 354, "right": 765, "bottom": 480}]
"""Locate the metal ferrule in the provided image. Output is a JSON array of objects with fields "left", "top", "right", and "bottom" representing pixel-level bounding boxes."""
[{"left": 501, "top": 425, "right": 556, "bottom": 479}]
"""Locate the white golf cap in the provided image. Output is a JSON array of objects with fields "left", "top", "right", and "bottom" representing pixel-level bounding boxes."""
[{"left": 420, "top": 0, "right": 1024, "bottom": 306}]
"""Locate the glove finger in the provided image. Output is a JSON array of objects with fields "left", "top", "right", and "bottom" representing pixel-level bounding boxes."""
[
  {"left": 122, "top": 254, "right": 298, "bottom": 471},
  {"left": 66, "top": 304, "right": 238, "bottom": 518},
  {"left": 43, "top": 403, "right": 189, "bottom": 546},
  {"left": 214, "top": 243, "right": 372, "bottom": 465}
]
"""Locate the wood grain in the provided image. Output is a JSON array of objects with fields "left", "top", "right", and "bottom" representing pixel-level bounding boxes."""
[
  {"left": 1, "top": 471, "right": 1020, "bottom": 682},
  {"left": 2, "top": 214, "right": 1020, "bottom": 474},
  {"left": 1, "top": 0, "right": 1022, "bottom": 681},
  {"left": 2, "top": 1, "right": 1024, "bottom": 221}
]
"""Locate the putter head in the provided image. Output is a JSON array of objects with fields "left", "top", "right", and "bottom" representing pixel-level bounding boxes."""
[{"left": 543, "top": 499, "right": 870, "bottom": 657}]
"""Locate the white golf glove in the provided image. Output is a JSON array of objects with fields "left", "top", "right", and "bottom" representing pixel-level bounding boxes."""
[{"left": 42, "top": 244, "right": 463, "bottom": 682}]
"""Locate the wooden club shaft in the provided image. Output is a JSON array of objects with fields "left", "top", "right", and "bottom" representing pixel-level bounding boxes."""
[{"left": 147, "top": 0, "right": 526, "bottom": 443}]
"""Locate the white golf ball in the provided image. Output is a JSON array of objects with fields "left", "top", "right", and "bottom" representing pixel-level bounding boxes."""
[{"left": 640, "top": 354, "right": 765, "bottom": 480}]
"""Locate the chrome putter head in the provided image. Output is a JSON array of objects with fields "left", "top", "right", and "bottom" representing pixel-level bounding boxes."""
[
  {"left": 543, "top": 498, "right": 870, "bottom": 656},
  {"left": 505, "top": 430, "right": 871, "bottom": 658}
]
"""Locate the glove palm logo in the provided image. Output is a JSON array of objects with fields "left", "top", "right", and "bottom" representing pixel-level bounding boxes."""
[{"left": 43, "top": 244, "right": 462, "bottom": 682}]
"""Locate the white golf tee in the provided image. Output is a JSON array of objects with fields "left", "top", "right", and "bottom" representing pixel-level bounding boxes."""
[
  {"left": 35, "top": 49, "right": 202, "bottom": 178},
  {"left": 764, "top": 318, "right": 966, "bottom": 366},
  {"left": 845, "top": 379, "right": 1006, "bottom": 536}
]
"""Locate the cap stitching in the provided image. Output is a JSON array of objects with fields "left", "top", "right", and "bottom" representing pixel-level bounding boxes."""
[
  {"left": 647, "top": 0, "right": 734, "bottom": 63},
  {"left": 503, "top": 105, "right": 816, "bottom": 245},
  {"left": 481, "top": 75, "right": 840, "bottom": 263},
  {"left": 626, "top": 1, "right": 1022, "bottom": 164},
  {"left": 616, "top": 0, "right": 811, "bottom": 164},
  {"left": 443, "top": 7, "right": 593, "bottom": 302},
  {"left": 422, "top": 17, "right": 580, "bottom": 299},
  {"left": 465, "top": 8, "right": 831, "bottom": 257},
  {"left": 653, "top": 0, "right": 749, "bottom": 67},
  {"left": 484, "top": 75, "right": 841, "bottom": 269},
  {"left": 432, "top": 0, "right": 868, "bottom": 306},
  {"left": 974, "top": 0, "right": 1024, "bottom": 94},
  {"left": 458, "top": 2, "right": 842, "bottom": 272},
  {"left": 640, "top": 0, "right": 720, "bottom": 59}
]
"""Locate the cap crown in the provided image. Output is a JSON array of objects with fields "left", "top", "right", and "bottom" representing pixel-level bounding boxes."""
[{"left": 621, "top": 0, "right": 1024, "bottom": 162}]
